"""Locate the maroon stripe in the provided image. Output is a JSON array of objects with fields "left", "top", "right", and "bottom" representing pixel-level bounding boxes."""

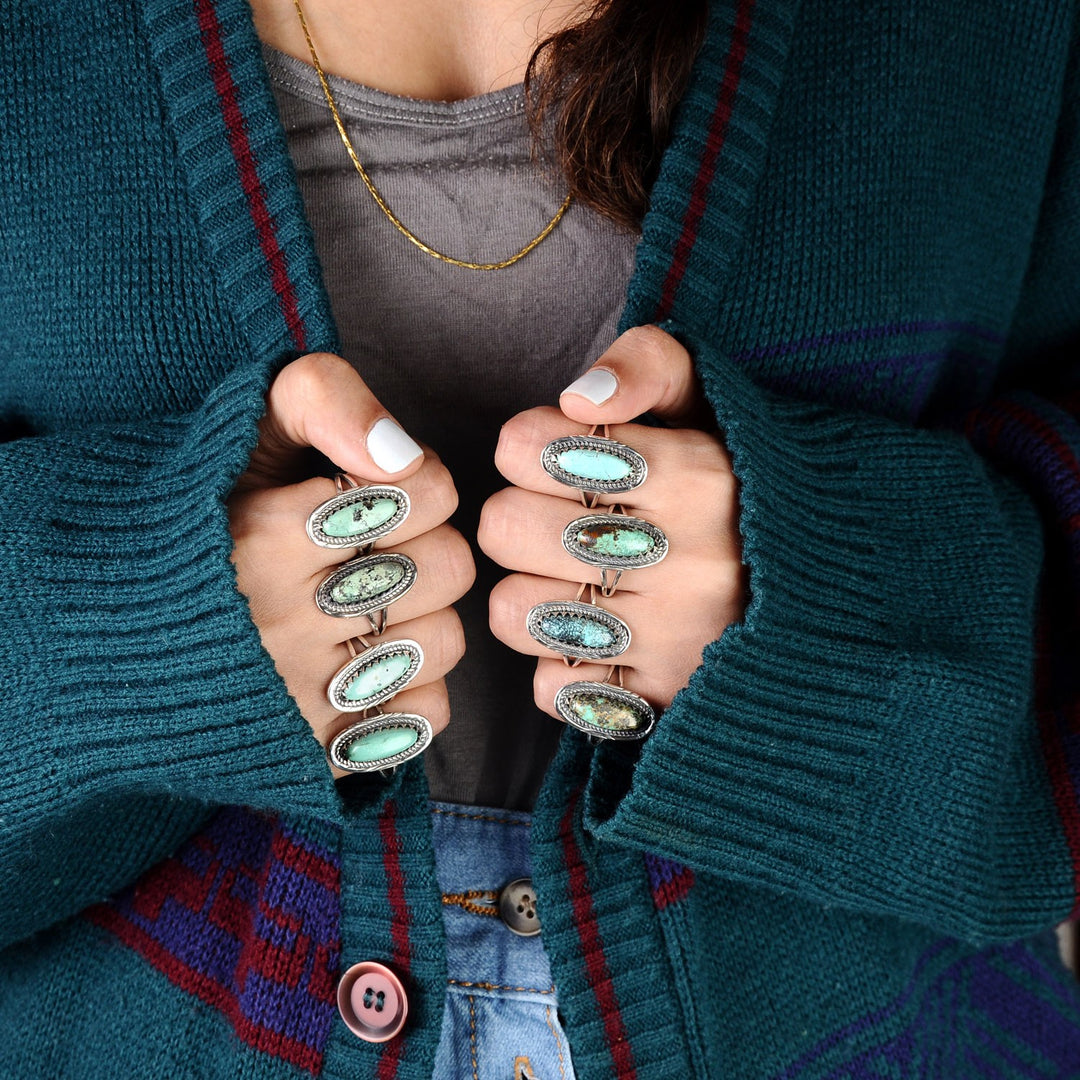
[
  {"left": 655, "top": 0, "right": 755, "bottom": 322},
  {"left": 193, "top": 0, "right": 307, "bottom": 350},
  {"left": 377, "top": 801, "right": 410, "bottom": 1080},
  {"left": 560, "top": 793, "right": 637, "bottom": 1079},
  {"left": 994, "top": 398, "right": 1080, "bottom": 492}
]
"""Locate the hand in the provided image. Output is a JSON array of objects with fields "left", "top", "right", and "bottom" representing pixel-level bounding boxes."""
[
  {"left": 478, "top": 325, "right": 744, "bottom": 720},
  {"left": 229, "top": 353, "right": 474, "bottom": 775}
]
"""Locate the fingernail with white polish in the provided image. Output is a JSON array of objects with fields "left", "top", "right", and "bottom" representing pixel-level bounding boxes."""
[
  {"left": 561, "top": 368, "right": 618, "bottom": 406},
  {"left": 368, "top": 417, "right": 423, "bottom": 473}
]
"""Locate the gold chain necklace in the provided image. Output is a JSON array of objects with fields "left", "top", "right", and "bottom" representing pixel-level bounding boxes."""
[{"left": 292, "top": 0, "right": 573, "bottom": 271}]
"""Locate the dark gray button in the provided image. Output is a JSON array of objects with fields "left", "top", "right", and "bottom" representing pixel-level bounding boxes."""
[{"left": 498, "top": 878, "right": 541, "bottom": 936}]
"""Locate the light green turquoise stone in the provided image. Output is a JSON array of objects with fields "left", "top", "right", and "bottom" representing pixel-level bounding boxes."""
[
  {"left": 576, "top": 524, "right": 655, "bottom": 558},
  {"left": 567, "top": 692, "right": 642, "bottom": 731},
  {"left": 323, "top": 496, "right": 399, "bottom": 538},
  {"left": 556, "top": 448, "right": 631, "bottom": 483},
  {"left": 344, "top": 653, "right": 413, "bottom": 702},
  {"left": 331, "top": 560, "right": 405, "bottom": 604},
  {"left": 540, "top": 614, "right": 615, "bottom": 650},
  {"left": 345, "top": 726, "right": 419, "bottom": 763}
]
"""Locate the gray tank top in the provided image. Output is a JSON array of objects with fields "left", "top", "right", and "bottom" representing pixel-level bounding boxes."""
[{"left": 264, "top": 47, "right": 637, "bottom": 808}]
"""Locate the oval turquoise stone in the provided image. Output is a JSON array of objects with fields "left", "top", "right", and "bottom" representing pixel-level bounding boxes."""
[
  {"left": 555, "top": 448, "right": 632, "bottom": 483},
  {"left": 343, "top": 653, "right": 413, "bottom": 702},
  {"left": 345, "top": 726, "right": 419, "bottom": 764},
  {"left": 566, "top": 692, "right": 643, "bottom": 732},
  {"left": 540, "top": 614, "right": 616, "bottom": 650},
  {"left": 575, "top": 524, "right": 655, "bottom": 558},
  {"left": 331, "top": 560, "right": 406, "bottom": 604},
  {"left": 323, "top": 496, "right": 399, "bottom": 538}
]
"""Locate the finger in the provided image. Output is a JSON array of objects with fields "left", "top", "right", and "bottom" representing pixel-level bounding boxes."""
[
  {"left": 233, "top": 456, "right": 463, "bottom": 606},
  {"left": 494, "top": 408, "right": 735, "bottom": 515},
  {"left": 251, "top": 352, "right": 425, "bottom": 488},
  {"left": 316, "top": 523, "right": 476, "bottom": 631},
  {"left": 532, "top": 658, "right": 663, "bottom": 721},
  {"left": 488, "top": 572, "right": 655, "bottom": 668},
  {"left": 479, "top": 485, "right": 678, "bottom": 587},
  {"left": 558, "top": 325, "right": 712, "bottom": 428}
]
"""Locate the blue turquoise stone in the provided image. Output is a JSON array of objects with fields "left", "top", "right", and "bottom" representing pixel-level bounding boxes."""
[
  {"left": 540, "top": 614, "right": 616, "bottom": 650},
  {"left": 344, "top": 726, "right": 419, "bottom": 764},
  {"left": 344, "top": 653, "right": 413, "bottom": 702},
  {"left": 556, "top": 448, "right": 632, "bottom": 483},
  {"left": 331, "top": 560, "right": 405, "bottom": 604},
  {"left": 323, "top": 496, "right": 399, "bottom": 538}
]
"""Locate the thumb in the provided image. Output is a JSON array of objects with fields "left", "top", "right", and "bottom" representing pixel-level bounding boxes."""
[
  {"left": 558, "top": 324, "right": 711, "bottom": 428},
  {"left": 247, "top": 352, "right": 424, "bottom": 488}
]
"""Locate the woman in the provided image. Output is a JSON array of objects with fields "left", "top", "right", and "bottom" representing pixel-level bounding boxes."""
[{"left": 2, "top": 0, "right": 1080, "bottom": 1076}]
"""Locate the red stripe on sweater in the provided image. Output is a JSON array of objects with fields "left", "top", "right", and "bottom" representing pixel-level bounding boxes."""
[
  {"left": 377, "top": 801, "right": 410, "bottom": 1080},
  {"left": 86, "top": 905, "right": 322, "bottom": 1075},
  {"left": 655, "top": 0, "right": 755, "bottom": 322},
  {"left": 983, "top": 398, "right": 1080, "bottom": 495},
  {"left": 194, "top": 0, "right": 307, "bottom": 350},
  {"left": 560, "top": 793, "right": 637, "bottom": 1079}
]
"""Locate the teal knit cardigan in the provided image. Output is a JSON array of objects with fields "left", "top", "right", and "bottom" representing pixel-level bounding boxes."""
[{"left": 3, "top": 0, "right": 1080, "bottom": 1076}]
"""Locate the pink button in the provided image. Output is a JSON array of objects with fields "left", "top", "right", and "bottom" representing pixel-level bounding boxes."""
[{"left": 337, "top": 962, "right": 408, "bottom": 1043}]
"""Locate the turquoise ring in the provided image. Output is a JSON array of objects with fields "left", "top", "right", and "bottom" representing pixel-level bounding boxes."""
[
  {"left": 328, "top": 639, "right": 424, "bottom": 712},
  {"left": 526, "top": 600, "right": 630, "bottom": 662},
  {"left": 540, "top": 435, "right": 647, "bottom": 497},
  {"left": 328, "top": 713, "right": 432, "bottom": 773},
  {"left": 554, "top": 682, "right": 656, "bottom": 740},
  {"left": 307, "top": 480, "right": 410, "bottom": 550}
]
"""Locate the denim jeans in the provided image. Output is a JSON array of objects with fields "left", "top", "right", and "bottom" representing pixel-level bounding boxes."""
[{"left": 430, "top": 802, "right": 576, "bottom": 1080}]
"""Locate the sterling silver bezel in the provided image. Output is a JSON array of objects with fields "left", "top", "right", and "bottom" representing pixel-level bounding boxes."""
[
  {"left": 526, "top": 600, "right": 630, "bottom": 660},
  {"left": 328, "top": 712, "right": 433, "bottom": 772},
  {"left": 315, "top": 553, "right": 417, "bottom": 618},
  {"left": 540, "top": 436, "right": 647, "bottom": 494},
  {"left": 306, "top": 485, "right": 411, "bottom": 549},
  {"left": 562, "top": 513, "right": 669, "bottom": 570},
  {"left": 555, "top": 681, "right": 656, "bottom": 740},
  {"left": 327, "top": 639, "right": 425, "bottom": 712}
]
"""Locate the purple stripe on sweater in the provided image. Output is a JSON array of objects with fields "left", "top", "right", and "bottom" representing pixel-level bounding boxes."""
[
  {"left": 732, "top": 320, "right": 1004, "bottom": 363},
  {"left": 772, "top": 941, "right": 1080, "bottom": 1080}
]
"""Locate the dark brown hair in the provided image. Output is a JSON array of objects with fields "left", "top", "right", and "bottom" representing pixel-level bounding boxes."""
[{"left": 525, "top": 0, "right": 710, "bottom": 231}]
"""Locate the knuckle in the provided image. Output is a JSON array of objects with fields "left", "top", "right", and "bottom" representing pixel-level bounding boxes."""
[
  {"left": 434, "top": 526, "right": 476, "bottom": 596},
  {"left": 433, "top": 608, "right": 467, "bottom": 668},
  {"left": 476, "top": 488, "right": 514, "bottom": 555},
  {"left": 425, "top": 457, "right": 459, "bottom": 521}
]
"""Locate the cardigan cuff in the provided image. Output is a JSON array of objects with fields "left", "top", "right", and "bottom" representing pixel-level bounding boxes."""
[
  {"left": 581, "top": 338, "right": 1074, "bottom": 942},
  {"left": 0, "top": 354, "right": 339, "bottom": 824}
]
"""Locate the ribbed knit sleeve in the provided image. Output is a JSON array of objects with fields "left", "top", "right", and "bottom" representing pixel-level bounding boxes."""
[
  {"left": 583, "top": 17, "right": 1080, "bottom": 944},
  {"left": 0, "top": 357, "right": 340, "bottom": 947}
]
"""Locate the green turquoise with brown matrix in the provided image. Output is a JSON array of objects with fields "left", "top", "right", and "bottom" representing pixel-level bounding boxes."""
[
  {"left": 323, "top": 496, "right": 399, "bottom": 538},
  {"left": 575, "top": 523, "right": 656, "bottom": 558},
  {"left": 344, "top": 652, "right": 413, "bottom": 702},
  {"left": 566, "top": 691, "right": 644, "bottom": 731},
  {"left": 331, "top": 560, "right": 405, "bottom": 604},
  {"left": 344, "top": 726, "right": 418, "bottom": 764}
]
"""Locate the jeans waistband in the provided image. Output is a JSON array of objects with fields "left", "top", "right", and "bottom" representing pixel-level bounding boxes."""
[{"left": 430, "top": 801, "right": 555, "bottom": 1001}]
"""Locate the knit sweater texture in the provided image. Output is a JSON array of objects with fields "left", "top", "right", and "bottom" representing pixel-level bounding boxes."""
[{"left": 3, "top": 0, "right": 1080, "bottom": 1077}]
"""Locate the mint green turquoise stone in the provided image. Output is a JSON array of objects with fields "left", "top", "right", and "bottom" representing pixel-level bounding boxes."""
[
  {"left": 540, "top": 614, "right": 616, "bottom": 650},
  {"left": 567, "top": 692, "right": 642, "bottom": 731},
  {"left": 556, "top": 448, "right": 631, "bottom": 483},
  {"left": 576, "top": 524, "right": 655, "bottom": 558},
  {"left": 331, "top": 560, "right": 405, "bottom": 604},
  {"left": 323, "top": 496, "right": 399, "bottom": 538},
  {"left": 344, "top": 653, "right": 413, "bottom": 702},
  {"left": 345, "top": 726, "right": 419, "bottom": 763}
]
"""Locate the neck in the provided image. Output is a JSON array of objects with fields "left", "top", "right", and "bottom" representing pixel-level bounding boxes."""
[{"left": 252, "top": 0, "right": 587, "bottom": 101}]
